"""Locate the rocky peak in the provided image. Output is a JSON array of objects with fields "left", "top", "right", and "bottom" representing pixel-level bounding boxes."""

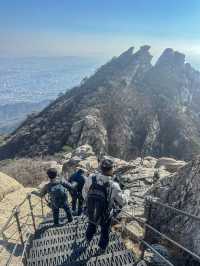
[
  {"left": 156, "top": 48, "right": 185, "bottom": 68},
  {"left": 118, "top": 46, "right": 134, "bottom": 60},
  {"left": 133, "top": 45, "right": 152, "bottom": 60},
  {"left": 1, "top": 46, "right": 200, "bottom": 161}
]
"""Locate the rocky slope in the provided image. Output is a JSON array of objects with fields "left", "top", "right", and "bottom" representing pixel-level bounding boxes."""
[
  {"left": 1, "top": 46, "right": 200, "bottom": 161},
  {"left": 146, "top": 156, "right": 200, "bottom": 265}
]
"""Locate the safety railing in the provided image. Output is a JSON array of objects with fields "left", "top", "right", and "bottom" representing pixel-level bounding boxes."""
[
  {"left": 1, "top": 190, "right": 200, "bottom": 266},
  {"left": 118, "top": 194, "right": 200, "bottom": 266},
  {"left": 0, "top": 193, "right": 49, "bottom": 266}
]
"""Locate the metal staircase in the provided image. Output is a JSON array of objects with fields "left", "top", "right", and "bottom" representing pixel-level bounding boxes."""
[
  {"left": 2, "top": 193, "right": 200, "bottom": 266},
  {"left": 26, "top": 212, "right": 136, "bottom": 266}
]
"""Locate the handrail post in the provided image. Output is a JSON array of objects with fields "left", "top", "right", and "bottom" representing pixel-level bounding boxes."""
[
  {"left": 27, "top": 193, "right": 36, "bottom": 233},
  {"left": 14, "top": 207, "right": 24, "bottom": 248},
  {"left": 140, "top": 198, "right": 152, "bottom": 260},
  {"left": 41, "top": 197, "right": 44, "bottom": 218}
]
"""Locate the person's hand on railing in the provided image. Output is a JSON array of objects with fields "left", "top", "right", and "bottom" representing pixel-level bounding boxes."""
[{"left": 31, "top": 190, "right": 41, "bottom": 197}]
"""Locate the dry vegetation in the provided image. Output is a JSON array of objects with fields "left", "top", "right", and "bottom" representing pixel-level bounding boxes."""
[{"left": 0, "top": 158, "right": 55, "bottom": 187}]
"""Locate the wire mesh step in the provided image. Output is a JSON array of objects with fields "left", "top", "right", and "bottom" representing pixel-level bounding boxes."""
[
  {"left": 26, "top": 212, "right": 136, "bottom": 266},
  {"left": 32, "top": 232, "right": 119, "bottom": 248},
  {"left": 27, "top": 248, "right": 135, "bottom": 266},
  {"left": 40, "top": 215, "right": 87, "bottom": 227},
  {"left": 34, "top": 226, "right": 90, "bottom": 241},
  {"left": 36, "top": 222, "right": 88, "bottom": 238},
  {"left": 29, "top": 239, "right": 126, "bottom": 261}
]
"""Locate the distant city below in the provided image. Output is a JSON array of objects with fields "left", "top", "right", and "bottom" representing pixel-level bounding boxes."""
[
  {"left": 0, "top": 56, "right": 104, "bottom": 105},
  {"left": 0, "top": 56, "right": 104, "bottom": 133}
]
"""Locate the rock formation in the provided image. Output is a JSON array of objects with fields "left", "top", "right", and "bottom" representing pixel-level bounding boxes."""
[
  {"left": 146, "top": 156, "right": 200, "bottom": 265},
  {"left": 1, "top": 46, "right": 200, "bottom": 161}
]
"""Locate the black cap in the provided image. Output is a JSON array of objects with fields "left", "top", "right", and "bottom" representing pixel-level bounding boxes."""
[
  {"left": 77, "top": 168, "right": 84, "bottom": 174},
  {"left": 47, "top": 168, "right": 57, "bottom": 179},
  {"left": 100, "top": 159, "right": 113, "bottom": 172}
]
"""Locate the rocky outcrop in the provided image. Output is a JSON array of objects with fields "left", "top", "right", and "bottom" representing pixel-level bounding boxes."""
[
  {"left": 62, "top": 145, "right": 171, "bottom": 201},
  {"left": 68, "top": 111, "right": 108, "bottom": 157},
  {"left": 1, "top": 46, "right": 200, "bottom": 161},
  {"left": 62, "top": 145, "right": 99, "bottom": 177},
  {"left": 146, "top": 156, "right": 200, "bottom": 265},
  {"left": 155, "top": 157, "right": 186, "bottom": 173}
]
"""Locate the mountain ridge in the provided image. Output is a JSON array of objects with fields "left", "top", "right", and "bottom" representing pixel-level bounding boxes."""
[{"left": 1, "top": 45, "right": 200, "bottom": 161}]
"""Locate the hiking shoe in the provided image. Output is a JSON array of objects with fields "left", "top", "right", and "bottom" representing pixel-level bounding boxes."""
[
  {"left": 68, "top": 217, "right": 73, "bottom": 223},
  {"left": 54, "top": 223, "right": 63, "bottom": 227},
  {"left": 97, "top": 246, "right": 107, "bottom": 255}
]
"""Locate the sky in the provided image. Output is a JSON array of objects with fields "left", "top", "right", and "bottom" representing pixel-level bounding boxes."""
[{"left": 0, "top": 0, "right": 200, "bottom": 67}]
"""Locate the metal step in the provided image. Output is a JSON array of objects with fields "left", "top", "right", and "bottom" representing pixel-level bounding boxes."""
[
  {"left": 35, "top": 222, "right": 88, "bottom": 238},
  {"left": 32, "top": 232, "right": 119, "bottom": 248},
  {"left": 26, "top": 213, "right": 136, "bottom": 266},
  {"left": 29, "top": 239, "right": 126, "bottom": 260},
  {"left": 34, "top": 227, "right": 88, "bottom": 241},
  {"left": 39, "top": 215, "right": 87, "bottom": 227},
  {"left": 27, "top": 249, "right": 135, "bottom": 266}
]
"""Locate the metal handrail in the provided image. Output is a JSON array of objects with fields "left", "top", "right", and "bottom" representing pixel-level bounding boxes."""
[
  {"left": 121, "top": 208, "right": 200, "bottom": 262},
  {"left": 0, "top": 211, "right": 15, "bottom": 235},
  {"left": 131, "top": 194, "right": 200, "bottom": 222},
  {"left": 141, "top": 239, "right": 174, "bottom": 266},
  {"left": 1, "top": 189, "right": 200, "bottom": 265},
  {"left": 114, "top": 216, "right": 174, "bottom": 266},
  {"left": 0, "top": 192, "right": 49, "bottom": 266}
]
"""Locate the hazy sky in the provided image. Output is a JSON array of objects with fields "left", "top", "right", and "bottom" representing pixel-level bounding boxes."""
[{"left": 0, "top": 0, "right": 200, "bottom": 66}]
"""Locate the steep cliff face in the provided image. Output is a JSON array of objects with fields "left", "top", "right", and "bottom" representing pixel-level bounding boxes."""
[
  {"left": 0, "top": 46, "right": 200, "bottom": 160},
  {"left": 146, "top": 156, "right": 200, "bottom": 265}
]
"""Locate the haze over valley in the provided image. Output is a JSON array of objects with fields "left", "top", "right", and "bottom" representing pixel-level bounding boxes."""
[{"left": 0, "top": 56, "right": 102, "bottom": 133}]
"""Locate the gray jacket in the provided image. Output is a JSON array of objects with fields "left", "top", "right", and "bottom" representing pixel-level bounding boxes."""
[{"left": 82, "top": 173, "right": 128, "bottom": 209}]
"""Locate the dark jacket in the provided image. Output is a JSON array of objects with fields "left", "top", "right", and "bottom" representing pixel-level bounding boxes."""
[
  {"left": 69, "top": 172, "right": 85, "bottom": 193},
  {"left": 32, "top": 178, "right": 73, "bottom": 197}
]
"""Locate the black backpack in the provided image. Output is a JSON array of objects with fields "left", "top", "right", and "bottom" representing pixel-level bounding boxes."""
[
  {"left": 87, "top": 176, "right": 111, "bottom": 225},
  {"left": 48, "top": 182, "right": 67, "bottom": 208}
]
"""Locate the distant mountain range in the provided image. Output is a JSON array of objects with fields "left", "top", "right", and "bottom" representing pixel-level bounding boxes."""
[
  {"left": 0, "top": 101, "right": 50, "bottom": 133},
  {"left": 0, "top": 56, "right": 102, "bottom": 133},
  {"left": 1, "top": 46, "right": 200, "bottom": 161}
]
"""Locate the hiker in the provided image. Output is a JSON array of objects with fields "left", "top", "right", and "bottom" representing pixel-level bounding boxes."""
[
  {"left": 68, "top": 168, "right": 85, "bottom": 216},
  {"left": 83, "top": 159, "right": 128, "bottom": 251},
  {"left": 32, "top": 168, "right": 73, "bottom": 226}
]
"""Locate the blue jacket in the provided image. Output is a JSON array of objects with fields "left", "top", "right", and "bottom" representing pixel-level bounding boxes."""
[{"left": 69, "top": 171, "right": 85, "bottom": 192}]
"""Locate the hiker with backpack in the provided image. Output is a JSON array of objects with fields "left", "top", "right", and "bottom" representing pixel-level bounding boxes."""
[
  {"left": 83, "top": 159, "right": 128, "bottom": 251},
  {"left": 32, "top": 168, "right": 73, "bottom": 226},
  {"left": 68, "top": 168, "right": 85, "bottom": 216}
]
